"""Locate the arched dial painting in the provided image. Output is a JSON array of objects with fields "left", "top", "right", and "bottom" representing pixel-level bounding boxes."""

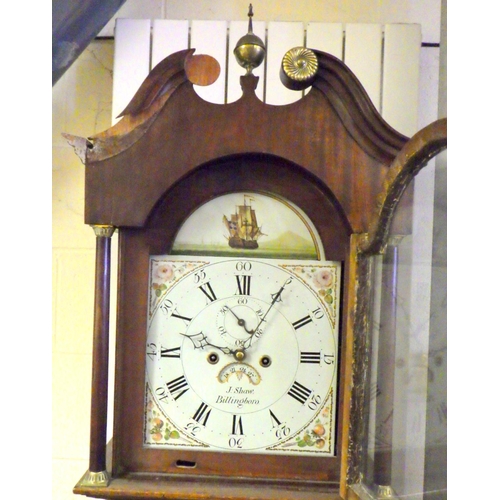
[{"left": 144, "top": 192, "right": 342, "bottom": 456}]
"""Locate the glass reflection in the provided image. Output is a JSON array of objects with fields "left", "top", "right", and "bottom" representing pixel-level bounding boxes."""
[{"left": 363, "top": 150, "right": 446, "bottom": 499}]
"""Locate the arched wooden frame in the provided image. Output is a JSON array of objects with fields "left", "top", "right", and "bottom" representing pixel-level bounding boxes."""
[
  {"left": 145, "top": 153, "right": 352, "bottom": 258},
  {"left": 360, "top": 119, "right": 447, "bottom": 255},
  {"left": 109, "top": 153, "right": 352, "bottom": 488}
]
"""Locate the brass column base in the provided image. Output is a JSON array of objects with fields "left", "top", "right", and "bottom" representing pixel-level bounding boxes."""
[
  {"left": 376, "top": 485, "right": 398, "bottom": 498},
  {"left": 76, "top": 469, "right": 110, "bottom": 488},
  {"left": 349, "top": 481, "right": 399, "bottom": 499}
]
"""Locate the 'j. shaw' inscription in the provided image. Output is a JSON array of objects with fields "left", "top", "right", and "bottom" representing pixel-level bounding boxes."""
[{"left": 215, "top": 386, "right": 260, "bottom": 407}]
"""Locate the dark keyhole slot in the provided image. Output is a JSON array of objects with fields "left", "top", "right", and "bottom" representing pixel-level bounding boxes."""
[{"left": 176, "top": 459, "right": 197, "bottom": 469}]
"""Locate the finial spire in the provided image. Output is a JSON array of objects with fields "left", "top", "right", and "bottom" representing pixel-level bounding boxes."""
[
  {"left": 248, "top": 4, "right": 254, "bottom": 32},
  {"left": 233, "top": 4, "right": 266, "bottom": 74}
]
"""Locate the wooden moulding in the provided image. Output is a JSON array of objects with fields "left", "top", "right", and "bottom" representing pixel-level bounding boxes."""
[
  {"left": 360, "top": 117, "right": 447, "bottom": 255},
  {"left": 68, "top": 48, "right": 413, "bottom": 235},
  {"left": 338, "top": 234, "right": 364, "bottom": 499},
  {"left": 312, "top": 50, "right": 408, "bottom": 164},
  {"left": 74, "top": 474, "right": 344, "bottom": 499},
  {"left": 344, "top": 248, "right": 374, "bottom": 490}
]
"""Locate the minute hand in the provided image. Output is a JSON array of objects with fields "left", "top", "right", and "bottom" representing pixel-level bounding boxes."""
[{"left": 251, "top": 279, "right": 290, "bottom": 338}]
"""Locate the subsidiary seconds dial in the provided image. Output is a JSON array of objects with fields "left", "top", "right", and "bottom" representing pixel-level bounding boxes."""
[{"left": 144, "top": 256, "right": 341, "bottom": 456}]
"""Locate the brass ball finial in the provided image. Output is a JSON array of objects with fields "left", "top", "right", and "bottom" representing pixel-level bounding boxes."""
[{"left": 233, "top": 4, "right": 266, "bottom": 74}]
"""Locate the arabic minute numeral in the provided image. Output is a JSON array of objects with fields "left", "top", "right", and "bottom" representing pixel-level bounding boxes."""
[
  {"left": 193, "top": 270, "right": 207, "bottom": 284},
  {"left": 307, "top": 394, "right": 322, "bottom": 411},
  {"left": 155, "top": 386, "right": 169, "bottom": 402},
  {"left": 160, "top": 299, "right": 174, "bottom": 316},
  {"left": 311, "top": 307, "right": 325, "bottom": 319},
  {"left": 146, "top": 343, "right": 158, "bottom": 361},
  {"left": 235, "top": 261, "right": 252, "bottom": 272},
  {"left": 323, "top": 353, "right": 335, "bottom": 365},
  {"left": 160, "top": 300, "right": 192, "bottom": 324},
  {"left": 269, "top": 409, "right": 290, "bottom": 439},
  {"left": 184, "top": 422, "right": 202, "bottom": 437}
]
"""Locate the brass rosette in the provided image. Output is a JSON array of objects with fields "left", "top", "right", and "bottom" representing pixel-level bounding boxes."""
[{"left": 280, "top": 47, "right": 319, "bottom": 90}]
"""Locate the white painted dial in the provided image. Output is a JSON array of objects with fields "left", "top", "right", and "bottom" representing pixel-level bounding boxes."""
[{"left": 144, "top": 256, "right": 341, "bottom": 455}]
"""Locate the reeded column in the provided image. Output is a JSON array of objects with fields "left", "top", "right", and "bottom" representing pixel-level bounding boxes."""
[{"left": 80, "top": 224, "right": 115, "bottom": 487}]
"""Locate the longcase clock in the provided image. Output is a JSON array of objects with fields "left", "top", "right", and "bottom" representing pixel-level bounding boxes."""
[{"left": 66, "top": 11, "right": 446, "bottom": 500}]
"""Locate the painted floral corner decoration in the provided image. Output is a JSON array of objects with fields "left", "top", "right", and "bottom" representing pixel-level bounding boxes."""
[
  {"left": 312, "top": 268, "right": 336, "bottom": 304},
  {"left": 149, "top": 259, "right": 206, "bottom": 317},
  {"left": 144, "top": 385, "right": 207, "bottom": 448},
  {"left": 284, "top": 264, "right": 340, "bottom": 326},
  {"left": 269, "top": 390, "right": 334, "bottom": 454},
  {"left": 295, "top": 395, "right": 333, "bottom": 451}
]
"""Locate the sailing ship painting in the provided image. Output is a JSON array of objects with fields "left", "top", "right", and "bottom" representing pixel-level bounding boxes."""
[
  {"left": 171, "top": 192, "right": 323, "bottom": 259},
  {"left": 223, "top": 195, "right": 265, "bottom": 249}
]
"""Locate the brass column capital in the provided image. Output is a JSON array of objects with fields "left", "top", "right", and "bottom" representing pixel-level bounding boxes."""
[{"left": 91, "top": 225, "right": 116, "bottom": 238}]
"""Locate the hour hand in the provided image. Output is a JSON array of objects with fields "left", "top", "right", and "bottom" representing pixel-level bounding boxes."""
[
  {"left": 180, "top": 331, "right": 237, "bottom": 356},
  {"left": 181, "top": 331, "right": 247, "bottom": 362}
]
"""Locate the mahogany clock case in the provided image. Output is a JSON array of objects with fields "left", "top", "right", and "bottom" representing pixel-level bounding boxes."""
[
  {"left": 70, "top": 45, "right": 447, "bottom": 499},
  {"left": 112, "top": 153, "right": 351, "bottom": 484}
]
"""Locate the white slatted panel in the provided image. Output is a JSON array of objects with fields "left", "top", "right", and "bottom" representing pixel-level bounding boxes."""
[
  {"left": 266, "top": 22, "right": 304, "bottom": 104},
  {"left": 345, "top": 24, "right": 383, "bottom": 112},
  {"left": 190, "top": 20, "right": 228, "bottom": 104},
  {"left": 112, "top": 19, "right": 151, "bottom": 124},
  {"left": 227, "top": 21, "right": 266, "bottom": 103},
  {"left": 151, "top": 20, "right": 189, "bottom": 67},
  {"left": 305, "top": 22, "right": 343, "bottom": 59},
  {"left": 382, "top": 24, "right": 421, "bottom": 136},
  {"left": 111, "top": 20, "right": 422, "bottom": 131}
]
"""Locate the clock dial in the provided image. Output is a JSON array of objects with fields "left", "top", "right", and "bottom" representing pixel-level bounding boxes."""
[{"left": 144, "top": 256, "right": 341, "bottom": 456}]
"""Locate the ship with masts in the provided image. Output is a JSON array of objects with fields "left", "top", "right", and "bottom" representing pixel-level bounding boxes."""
[{"left": 223, "top": 195, "right": 265, "bottom": 249}]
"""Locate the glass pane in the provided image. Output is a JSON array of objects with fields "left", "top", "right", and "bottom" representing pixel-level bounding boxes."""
[{"left": 362, "top": 150, "right": 447, "bottom": 499}]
